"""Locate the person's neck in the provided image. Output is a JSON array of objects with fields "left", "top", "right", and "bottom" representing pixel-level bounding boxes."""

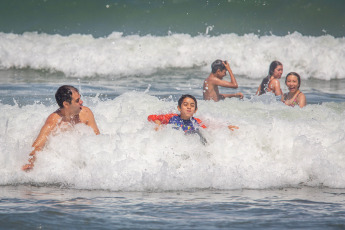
[
  {"left": 288, "top": 89, "right": 300, "bottom": 98},
  {"left": 211, "top": 72, "right": 222, "bottom": 79},
  {"left": 180, "top": 114, "right": 192, "bottom": 120},
  {"left": 58, "top": 108, "right": 76, "bottom": 122}
]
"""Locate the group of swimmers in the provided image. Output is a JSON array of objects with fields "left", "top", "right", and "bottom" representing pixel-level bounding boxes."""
[
  {"left": 22, "top": 59, "right": 306, "bottom": 171},
  {"left": 203, "top": 59, "right": 306, "bottom": 107},
  {"left": 255, "top": 60, "right": 306, "bottom": 108}
]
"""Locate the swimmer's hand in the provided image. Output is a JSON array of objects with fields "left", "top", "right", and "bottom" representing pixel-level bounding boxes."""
[
  {"left": 22, "top": 163, "right": 34, "bottom": 171},
  {"left": 154, "top": 120, "right": 162, "bottom": 131},
  {"left": 228, "top": 125, "right": 239, "bottom": 131},
  {"left": 223, "top": 60, "right": 231, "bottom": 70},
  {"left": 235, "top": 92, "right": 244, "bottom": 99},
  {"left": 22, "top": 155, "right": 36, "bottom": 171}
]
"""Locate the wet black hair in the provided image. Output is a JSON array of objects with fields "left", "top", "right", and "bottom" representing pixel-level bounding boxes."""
[
  {"left": 178, "top": 94, "right": 198, "bottom": 110},
  {"left": 211, "top": 59, "right": 226, "bottom": 73},
  {"left": 55, "top": 85, "right": 79, "bottom": 108},
  {"left": 259, "top": 61, "right": 283, "bottom": 95},
  {"left": 268, "top": 61, "right": 282, "bottom": 76},
  {"left": 285, "top": 72, "right": 301, "bottom": 89}
]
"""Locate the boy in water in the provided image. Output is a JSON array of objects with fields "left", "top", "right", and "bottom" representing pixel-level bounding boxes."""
[
  {"left": 203, "top": 59, "right": 243, "bottom": 101},
  {"left": 148, "top": 94, "right": 238, "bottom": 133}
]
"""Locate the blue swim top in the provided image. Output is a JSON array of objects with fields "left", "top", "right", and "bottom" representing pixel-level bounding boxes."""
[{"left": 168, "top": 115, "right": 200, "bottom": 132}]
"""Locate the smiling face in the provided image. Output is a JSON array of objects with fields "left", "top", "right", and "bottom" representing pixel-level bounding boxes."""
[
  {"left": 285, "top": 74, "right": 300, "bottom": 93},
  {"left": 178, "top": 97, "right": 197, "bottom": 120},
  {"left": 272, "top": 65, "right": 283, "bottom": 79}
]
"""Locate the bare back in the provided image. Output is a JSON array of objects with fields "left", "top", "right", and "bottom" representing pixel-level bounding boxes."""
[{"left": 203, "top": 74, "right": 221, "bottom": 101}]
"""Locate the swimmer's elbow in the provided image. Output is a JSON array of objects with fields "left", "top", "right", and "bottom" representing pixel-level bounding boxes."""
[{"left": 231, "top": 83, "right": 238, "bottom": 88}]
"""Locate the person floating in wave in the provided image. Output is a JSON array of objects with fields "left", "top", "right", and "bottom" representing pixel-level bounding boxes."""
[
  {"left": 22, "top": 85, "right": 100, "bottom": 171},
  {"left": 256, "top": 61, "right": 283, "bottom": 97},
  {"left": 203, "top": 59, "right": 243, "bottom": 102},
  {"left": 148, "top": 95, "right": 239, "bottom": 144},
  {"left": 282, "top": 72, "right": 306, "bottom": 108}
]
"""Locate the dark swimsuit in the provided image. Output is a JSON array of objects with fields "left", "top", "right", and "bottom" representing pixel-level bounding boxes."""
[
  {"left": 168, "top": 115, "right": 200, "bottom": 132},
  {"left": 147, "top": 114, "right": 207, "bottom": 144}
]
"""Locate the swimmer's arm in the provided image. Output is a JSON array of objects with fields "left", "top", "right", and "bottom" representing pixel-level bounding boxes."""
[
  {"left": 228, "top": 125, "right": 239, "bottom": 131},
  {"left": 212, "top": 77, "right": 239, "bottom": 89},
  {"left": 194, "top": 118, "right": 207, "bottom": 129},
  {"left": 148, "top": 114, "right": 176, "bottom": 125},
  {"left": 147, "top": 114, "right": 168, "bottom": 131},
  {"left": 22, "top": 113, "right": 59, "bottom": 171},
  {"left": 224, "top": 61, "right": 239, "bottom": 88},
  {"left": 256, "top": 85, "right": 261, "bottom": 95},
  {"left": 281, "top": 92, "right": 286, "bottom": 102},
  {"left": 220, "top": 92, "right": 244, "bottom": 99},
  {"left": 270, "top": 79, "right": 282, "bottom": 96},
  {"left": 298, "top": 93, "right": 306, "bottom": 108},
  {"left": 153, "top": 120, "right": 162, "bottom": 131}
]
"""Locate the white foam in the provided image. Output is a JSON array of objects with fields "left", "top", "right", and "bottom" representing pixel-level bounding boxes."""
[
  {"left": 1, "top": 92, "right": 345, "bottom": 191},
  {"left": 0, "top": 32, "right": 344, "bottom": 80}
]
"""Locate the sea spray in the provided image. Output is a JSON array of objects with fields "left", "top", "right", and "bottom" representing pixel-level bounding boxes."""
[
  {"left": 1, "top": 32, "right": 344, "bottom": 80},
  {"left": 1, "top": 92, "right": 345, "bottom": 190}
]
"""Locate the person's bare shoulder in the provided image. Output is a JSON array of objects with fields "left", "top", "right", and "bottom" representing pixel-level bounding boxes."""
[
  {"left": 80, "top": 106, "right": 93, "bottom": 116},
  {"left": 298, "top": 92, "right": 306, "bottom": 101},
  {"left": 270, "top": 78, "right": 280, "bottom": 86},
  {"left": 205, "top": 75, "right": 219, "bottom": 86},
  {"left": 45, "top": 112, "right": 61, "bottom": 126},
  {"left": 79, "top": 106, "right": 96, "bottom": 121},
  {"left": 79, "top": 106, "right": 100, "bottom": 134},
  {"left": 268, "top": 78, "right": 280, "bottom": 90},
  {"left": 204, "top": 75, "right": 212, "bottom": 83}
]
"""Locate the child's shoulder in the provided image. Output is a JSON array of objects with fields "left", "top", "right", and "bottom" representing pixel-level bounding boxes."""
[{"left": 169, "top": 114, "right": 180, "bottom": 121}]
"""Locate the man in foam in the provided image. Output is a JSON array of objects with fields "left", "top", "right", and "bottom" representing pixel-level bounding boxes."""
[
  {"left": 203, "top": 59, "right": 243, "bottom": 101},
  {"left": 22, "top": 85, "right": 100, "bottom": 171}
]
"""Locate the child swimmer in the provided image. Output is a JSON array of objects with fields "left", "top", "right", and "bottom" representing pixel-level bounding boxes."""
[{"left": 148, "top": 95, "right": 239, "bottom": 144}]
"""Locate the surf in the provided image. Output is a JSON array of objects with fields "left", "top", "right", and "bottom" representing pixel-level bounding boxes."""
[
  {"left": 1, "top": 32, "right": 344, "bottom": 80},
  {"left": 1, "top": 92, "right": 345, "bottom": 191}
]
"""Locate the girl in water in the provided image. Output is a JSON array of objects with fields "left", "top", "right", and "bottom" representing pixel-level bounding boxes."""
[
  {"left": 282, "top": 72, "right": 306, "bottom": 108},
  {"left": 256, "top": 61, "right": 283, "bottom": 96}
]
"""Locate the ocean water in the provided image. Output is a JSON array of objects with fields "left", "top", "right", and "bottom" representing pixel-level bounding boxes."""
[{"left": 1, "top": 0, "right": 345, "bottom": 229}]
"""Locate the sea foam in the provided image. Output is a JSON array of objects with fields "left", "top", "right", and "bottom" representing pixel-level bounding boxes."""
[
  {"left": 1, "top": 92, "right": 345, "bottom": 191},
  {"left": 0, "top": 32, "right": 344, "bottom": 80}
]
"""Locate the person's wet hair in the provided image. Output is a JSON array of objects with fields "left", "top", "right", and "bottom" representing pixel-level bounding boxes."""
[
  {"left": 211, "top": 59, "right": 226, "bottom": 73},
  {"left": 178, "top": 94, "right": 198, "bottom": 110},
  {"left": 55, "top": 85, "right": 79, "bottom": 108},
  {"left": 285, "top": 72, "right": 301, "bottom": 89},
  {"left": 259, "top": 60, "right": 283, "bottom": 95},
  {"left": 268, "top": 61, "right": 282, "bottom": 76}
]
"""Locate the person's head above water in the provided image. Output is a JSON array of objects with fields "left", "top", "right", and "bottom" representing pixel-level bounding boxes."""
[
  {"left": 258, "top": 60, "right": 283, "bottom": 95},
  {"left": 55, "top": 85, "right": 79, "bottom": 108},
  {"left": 285, "top": 72, "right": 301, "bottom": 89},
  {"left": 268, "top": 60, "right": 283, "bottom": 77},
  {"left": 178, "top": 94, "right": 198, "bottom": 119},
  {"left": 211, "top": 59, "right": 226, "bottom": 73},
  {"left": 178, "top": 94, "right": 198, "bottom": 110}
]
